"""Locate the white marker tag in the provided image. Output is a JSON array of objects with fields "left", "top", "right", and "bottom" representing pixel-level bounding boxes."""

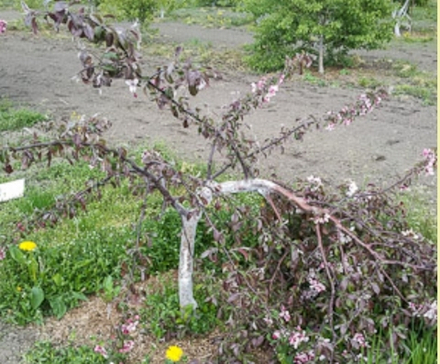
[{"left": 0, "top": 179, "right": 25, "bottom": 202}]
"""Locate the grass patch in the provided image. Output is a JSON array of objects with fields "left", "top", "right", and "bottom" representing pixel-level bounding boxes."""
[
  {"left": 393, "top": 84, "right": 435, "bottom": 105},
  {"left": 146, "top": 39, "right": 248, "bottom": 71},
  {"left": 0, "top": 100, "right": 47, "bottom": 132},
  {"left": 166, "top": 6, "right": 253, "bottom": 29},
  {"left": 141, "top": 274, "right": 220, "bottom": 339},
  {"left": 365, "top": 322, "right": 437, "bottom": 363},
  {"left": 24, "top": 341, "right": 106, "bottom": 364}
]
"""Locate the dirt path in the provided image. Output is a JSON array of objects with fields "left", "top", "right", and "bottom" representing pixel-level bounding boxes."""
[
  {"left": 1, "top": 30, "right": 436, "bottom": 187},
  {"left": 0, "top": 10, "right": 437, "bottom": 364}
]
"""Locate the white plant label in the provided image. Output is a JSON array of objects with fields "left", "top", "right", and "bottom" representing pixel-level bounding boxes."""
[{"left": 0, "top": 179, "right": 25, "bottom": 202}]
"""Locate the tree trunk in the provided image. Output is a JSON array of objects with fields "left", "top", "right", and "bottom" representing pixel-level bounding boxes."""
[
  {"left": 393, "top": 0, "right": 411, "bottom": 37},
  {"left": 178, "top": 211, "right": 202, "bottom": 309},
  {"left": 394, "top": 22, "right": 401, "bottom": 37},
  {"left": 175, "top": 179, "right": 321, "bottom": 310},
  {"left": 318, "top": 35, "right": 324, "bottom": 75}
]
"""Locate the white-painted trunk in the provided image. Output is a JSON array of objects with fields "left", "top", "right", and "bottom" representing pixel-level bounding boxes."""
[
  {"left": 160, "top": 8, "right": 165, "bottom": 19},
  {"left": 318, "top": 35, "right": 324, "bottom": 75},
  {"left": 178, "top": 211, "right": 202, "bottom": 309},
  {"left": 394, "top": 22, "right": 402, "bottom": 37},
  {"left": 393, "top": 0, "right": 411, "bottom": 37}
]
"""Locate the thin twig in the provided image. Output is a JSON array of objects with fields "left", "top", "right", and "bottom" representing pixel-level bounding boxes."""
[{"left": 316, "top": 223, "right": 336, "bottom": 362}]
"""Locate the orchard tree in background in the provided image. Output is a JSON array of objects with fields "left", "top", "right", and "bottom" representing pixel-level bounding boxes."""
[
  {"left": 243, "top": 0, "right": 394, "bottom": 73},
  {"left": 97, "top": 0, "right": 188, "bottom": 25}
]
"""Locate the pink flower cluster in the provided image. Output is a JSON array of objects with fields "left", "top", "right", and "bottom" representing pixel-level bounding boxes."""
[
  {"left": 325, "top": 92, "right": 384, "bottom": 131},
  {"left": 351, "top": 332, "right": 368, "bottom": 349},
  {"left": 94, "top": 345, "right": 108, "bottom": 358},
  {"left": 279, "top": 305, "right": 291, "bottom": 322},
  {"left": 94, "top": 315, "right": 139, "bottom": 359},
  {"left": 313, "top": 213, "right": 330, "bottom": 225},
  {"left": 121, "top": 315, "right": 139, "bottom": 334},
  {"left": 0, "top": 247, "right": 5, "bottom": 261},
  {"left": 251, "top": 74, "right": 285, "bottom": 103},
  {"left": 308, "top": 277, "right": 326, "bottom": 294},
  {"left": 125, "top": 78, "right": 139, "bottom": 98},
  {"left": 119, "top": 340, "right": 135, "bottom": 353},
  {"left": 288, "top": 326, "right": 310, "bottom": 349},
  {"left": 294, "top": 350, "right": 315, "bottom": 363},
  {"left": 0, "top": 19, "right": 7, "bottom": 34},
  {"left": 273, "top": 323, "right": 310, "bottom": 350},
  {"left": 422, "top": 148, "right": 436, "bottom": 176},
  {"left": 409, "top": 300, "right": 437, "bottom": 321},
  {"left": 251, "top": 76, "right": 267, "bottom": 93}
]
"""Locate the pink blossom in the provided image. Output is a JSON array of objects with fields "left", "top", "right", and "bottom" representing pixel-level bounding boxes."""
[
  {"left": 0, "top": 248, "right": 5, "bottom": 261},
  {"left": 272, "top": 330, "right": 281, "bottom": 340},
  {"left": 121, "top": 319, "right": 138, "bottom": 334},
  {"left": 346, "top": 180, "right": 358, "bottom": 197},
  {"left": 307, "top": 175, "right": 322, "bottom": 190},
  {"left": 313, "top": 213, "right": 330, "bottom": 225},
  {"left": 94, "top": 345, "right": 108, "bottom": 358},
  {"left": 0, "top": 20, "right": 7, "bottom": 34},
  {"left": 268, "top": 85, "right": 279, "bottom": 96},
  {"left": 294, "top": 350, "right": 315, "bottom": 363},
  {"left": 352, "top": 333, "right": 368, "bottom": 348},
  {"left": 257, "top": 77, "right": 266, "bottom": 90},
  {"left": 264, "top": 84, "right": 279, "bottom": 102},
  {"left": 263, "top": 315, "right": 273, "bottom": 326},
  {"left": 343, "top": 118, "right": 353, "bottom": 126},
  {"left": 325, "top": 123, "right": 335, "bottom": 131},
  {"left": 423, "top": 300, "right": 437, "bottom": 321},
  {"left": 278, "top": 74, "right": 285, "bottom": 85},
  {"left": 279, "top": 305, "right": 290, "bottom": 322},
  {"left": 309, "top": 278, "right": 326, "bottom": 293},
  {"left": 125, "top": 78, "right": 139, "bottom": 98},
  {"left": 421, "top": 148, "right": 436, "bottom": 176},
  {"left": 288, "top": 327, "right": 309, "bottom": 349},
  {"left": 399, "top": 184, "right": 409, "bottom": 191},
  {"left": 119, "top": 340, "right": 135, "bottom": 353}
]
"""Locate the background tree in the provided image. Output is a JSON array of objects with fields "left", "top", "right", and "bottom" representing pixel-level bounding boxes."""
[
  {"left": 243, "top": 0, "right": 394, "bottom": 73},
  {"left": 97, "top": 0, "right": 156, "bottom": 26}
]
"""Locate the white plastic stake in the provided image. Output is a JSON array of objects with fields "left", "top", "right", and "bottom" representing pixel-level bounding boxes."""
[{"left": 0, "top": 179, "right": 25, "bottom": 202}]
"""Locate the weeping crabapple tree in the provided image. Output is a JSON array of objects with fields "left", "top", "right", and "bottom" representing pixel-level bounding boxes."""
[{"left": 1, "top": 1, "right": 437, "bottom": 361}]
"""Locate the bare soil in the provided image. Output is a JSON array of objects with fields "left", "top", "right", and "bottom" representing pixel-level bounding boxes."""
[{"left": 0, "top": 10, "right": 437, "bottom": 364}]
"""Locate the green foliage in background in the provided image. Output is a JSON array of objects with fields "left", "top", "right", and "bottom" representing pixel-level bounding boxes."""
[
  {"left": 243, "top": 0, "right": 394, "bottom": 72},
  {"left": 98, "top": 0, "right": 156, "bottom": 25}
]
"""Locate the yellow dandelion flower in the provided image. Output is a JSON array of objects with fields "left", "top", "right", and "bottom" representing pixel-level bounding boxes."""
[
  {"left": 16, "top": 286, "right": 22, "bottom": 292},
  {"left": 19, "top": 241, "right": 37, "bottom": 252},
  {"left": 165, "top": 345, "right": 183, "bottom": 362}
]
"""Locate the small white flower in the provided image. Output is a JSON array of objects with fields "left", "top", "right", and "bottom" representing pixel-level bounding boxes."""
[
  {"left": 125, "top": 78, "right": 139, "bottom": 97},
  {"left": 346, "top": 180, "right": 358, "bottom": 197}
]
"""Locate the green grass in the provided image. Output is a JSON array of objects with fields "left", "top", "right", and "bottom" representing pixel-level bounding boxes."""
[
  {"left": 24, "top": 341, "right": 106, "bottom": 364},
  {"left": 0, "top": 100, "right": 47, "bottom": 132},
  {"left": 165, "top": 6, "right": 253, "bottom": 29},
  {"left": 393, "top": 84, "right": 436, "bottom": 105},
  {"left": 0, "top": 159, "right": 142, "bottom": 324},
  {"left": 140, "top": 274, "right": 220, "bottom": 339},
  {"left": 365, "top": 322, "right": 437, "bottom": 364}
]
